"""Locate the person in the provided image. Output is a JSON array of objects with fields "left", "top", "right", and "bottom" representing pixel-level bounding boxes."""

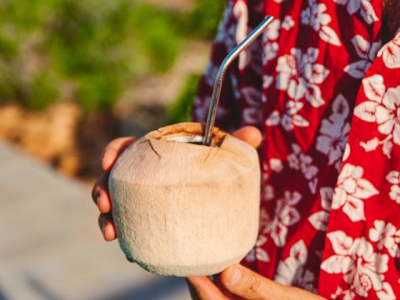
[{"left": 92, "top": 0, "right": 400, "bottom": 299}]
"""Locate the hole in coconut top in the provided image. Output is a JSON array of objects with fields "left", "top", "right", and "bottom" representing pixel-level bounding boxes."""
[
  {"left": 166, "top": 135, "right": 204, "bottom": 145},
  {"left": 149, "top": 123, "right": 226, "bottom": 147}
]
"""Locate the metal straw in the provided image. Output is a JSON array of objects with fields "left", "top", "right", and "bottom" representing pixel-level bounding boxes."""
[{"left": 203, "top": 15, "right": 274, "bottom": 146}]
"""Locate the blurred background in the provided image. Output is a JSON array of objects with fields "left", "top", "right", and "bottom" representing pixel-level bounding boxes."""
[
  {"left": 0, "top": 0, "right": 224, "bottom": 299},
  {"left": 0, "top": 0, "right": 225, "bottom": 182}
]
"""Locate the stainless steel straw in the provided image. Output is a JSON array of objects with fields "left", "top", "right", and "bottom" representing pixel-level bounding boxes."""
[{"left": 203, "top": 15, "right": 274, "bottom": 146}]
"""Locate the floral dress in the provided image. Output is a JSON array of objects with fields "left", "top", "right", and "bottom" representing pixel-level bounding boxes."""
[{"left": 192, "top": 0, "right": 400, "bottom": 299}]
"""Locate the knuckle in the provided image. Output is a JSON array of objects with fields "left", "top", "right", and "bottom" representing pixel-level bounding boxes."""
[
  {"left": 92, "top": 173, "right": 109, "bottom": 200},
  {"left": 91, "top": 187, "right": 97, "bottom": 202},
  {"left": 98, "top": 214, "right": 109, "bottom": 229},
  {"left": 98, "top": 214, "right": 104, "bottom": 226},
  {"left": 91, "top": 185, "right": 100, "bottom": 202},
  {"left": 98, "top": 217, "right": 103, "bottom": 231},
  {"left": 102, "top": 147, "right": 114, "bottom": 158},
  {"left": 247, "top": 276, "right": 262, "bottom": 296}
]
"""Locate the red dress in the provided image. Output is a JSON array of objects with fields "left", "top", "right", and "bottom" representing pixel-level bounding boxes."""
[{"left": 192, "top": 0, "right": 400, "bottom": 299}]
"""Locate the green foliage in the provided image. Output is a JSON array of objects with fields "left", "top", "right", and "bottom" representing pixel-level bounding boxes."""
[
  {"left": 0, "top": 0, "right": 182, "bottom": 111},
  {"left": 167, "top": 74, "right": 200, "bottom": 124},
  {"left": 26, "top": 73, "right": 59, "bottom": 110},
  {"left": 0, "top": 0, "right": 224, "bottom": 111},
  {"left": 0, "top": 61, "right": 17, "bottom": 100},
  {"left": 0, "top": 35, "right": 18, "bottom": 59},
  {"left": 165, "top": 0, "right": 225, "bottom": 123},
  {"left": 0, "top": 0, "right": 54, "bottom": 32},
  {"left": 181, "top": 0, "right": 225, "bottom": 39},
  {"left": 77, "top": 74, "right": 121, "bottom": 111},
  {"left": 130, "top": 4, "right": 181, "bottom": 72}
]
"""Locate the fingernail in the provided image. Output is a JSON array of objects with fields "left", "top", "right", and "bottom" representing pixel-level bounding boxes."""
[{"left": 226, "top": 265, "right": 242, "bottom": 285}]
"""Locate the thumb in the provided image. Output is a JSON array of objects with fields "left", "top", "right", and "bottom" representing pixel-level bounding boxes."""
[
  {"left": 186, "top": 276, "right": 231, "bottom": 300},
  {"left": 232, "top": 126, "right": 262, "bottom": 149},
  {"left": 220, "top": 264, "right": 285, "bottom": 300},
  {"left": 221, "top": 265, "right": 326, "bottom": 300}
]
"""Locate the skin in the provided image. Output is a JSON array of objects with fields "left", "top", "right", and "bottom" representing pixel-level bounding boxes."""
[
  {"left": 187, "top": 264, "right": 326, "bottom": 300},
  {"left": 91, "top": 126, "right": 325, "bottom": 299}
]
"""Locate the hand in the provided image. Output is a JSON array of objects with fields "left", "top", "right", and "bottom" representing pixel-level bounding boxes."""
[
  {"left": 91, "top": 136, "right": 137, "bottom": 241},
  {"left": 91, "top": 126, "right": 262, "bottom": 241},
  {"left": 187, "top": 264, "right": 326, "bottom": 300}
]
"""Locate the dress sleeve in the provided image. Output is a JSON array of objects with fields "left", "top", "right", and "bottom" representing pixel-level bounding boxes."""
[
  {"left": 191, "top": 0, "right": 265, "bottom": 133},
  {"left": 318, "top": 28, "right": 400, "bottom": 299}
]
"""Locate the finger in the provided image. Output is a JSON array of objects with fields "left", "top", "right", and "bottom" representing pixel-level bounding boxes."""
[
  {"left": 186, "top": 277, "right": 230, "bottom": 300},
  {"left": 232, "top": 126, "right": 262, "bottom": 149},
  {"left": 222, "top": 264, "right": 326, "bottom": 300},
  {"left": 98, "top": 213, "right": 117, "bottom": 241},
  {"left": 213, "top": 274, "right": 240, "bottom": 299},
  {"left": 220, "top": 264, "right": 281, "bottom": 300},
  {"left": 91, "top": 173, "right": 112, "bottom": 213},
  {"left": 102, "top": 137, "right": 138, "bottom": 171}
]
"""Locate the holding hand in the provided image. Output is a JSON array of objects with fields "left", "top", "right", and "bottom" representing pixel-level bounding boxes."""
[
  {"left": 187, "top": 264, "right": 326, "bottom": 300},
  {"left": 91, "top": 126, "right": 262, "bottom": 241},
  {"left": 91, "top": 136, "right": 137, "bottom": 241},
  {"left": 91, "top": 127, "right": 324, "bottom": 299}
]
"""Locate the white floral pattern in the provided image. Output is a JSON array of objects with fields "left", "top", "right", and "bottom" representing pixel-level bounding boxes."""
[
  {"left": 262, "top": 19, "right": 280, "bottom": 64},
  {"left": 261, "top": 159, "right": 282, "bottom": 201},
  {"left": 386, "top": 171, "right": 400, "bottom": 204},
  {"left": 354, "top": 75, "right": 400, "bottom": 155},
  {"left": 301, "top": 0, "right": 341, "bottom": 46},
  {"left": 331, "top": 287, "right": 356, "bottom": 300},
  {"left": 316, "top": 94, "right": 350, "bottom": 171},
  {"left": 245, "top": 234, "right": 270, "bottom": 263},
  {"left": 276, "top": 47, "right": 329, "bottom": 107},
  {"left": 214, "top": 0, "right": 236, "bottom": 52},
  {"left": 308, "top": 187, "right": 333, "bottom": 231},
  {"left": 241, "top": 86, "right": 263, "bottom": 125},
  {"left": 233, "top": 0, "right": 250, "bottom": 71},
  {"left": 266, "top": 101, "right": 310, "bottom": 131},
  {"left": 345, "top": 35, "right": 381, "bottom": 78},
  {"left": 287, "top": 143, "right": 319, "bottom": 193},
  {"left": 333, "top": 0, "right": 379, "bottom": 24},
  {"left": 192, "top": 95, "right": 228, "bottom": 123},
  {"left": 263, "top": 191, "right": 302, "bottom": 247},
  {"left": 203, "top": 61, "right": 219, "bottom": 88},
  {"left": 375, "top": 86, "right": 400, "bottom": 144},
  {"left": 332, "top": 164, "right": 379, "bottom": 222},
  {"left": 369, "top": 220, "right": 400, "bottom": 258},
  {"left": 193, "top": 0, "right": 400, "bottom": 298},
  {"left": 322, "top": 231, "right": 395, "bottom": 300},
  {"left": 378, "top": 31, "right": 400, "bottom": 69},
  {"left": 275, "top": 241, "right": 316, "bottom": 292},
  {"left": 282, "top": 15, "right": 294, "bottom": 30}
]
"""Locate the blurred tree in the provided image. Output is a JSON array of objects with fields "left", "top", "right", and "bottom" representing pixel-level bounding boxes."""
[
  {"left": 181, "top": 0, "right": 225, "bottom": 39},
  {"left": 0, "top": 0, "right": 224, "bottom": 112},
  {"left": 167, "top": 74, "right": 201, "bottom": 124}
]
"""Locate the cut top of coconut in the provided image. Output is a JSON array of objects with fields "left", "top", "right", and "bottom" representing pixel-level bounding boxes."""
[{"left": 147, "top": 122, "right": 226, "bottom": 147}]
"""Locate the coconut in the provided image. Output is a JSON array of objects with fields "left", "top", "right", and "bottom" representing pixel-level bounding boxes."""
[{"left": 109, "top": 122, "right": 260, "bottom": 277}]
